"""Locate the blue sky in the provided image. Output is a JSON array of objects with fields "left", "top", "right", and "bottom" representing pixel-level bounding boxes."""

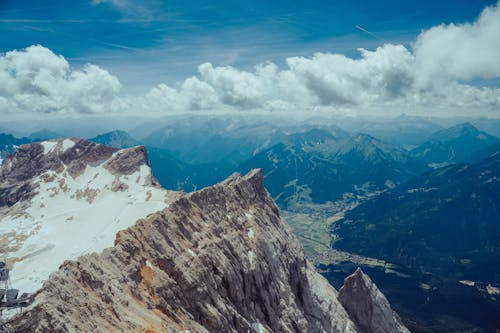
[
  {"left": 1, "top": 0, "right": 499, "bottom": 118},
  {"left": 1, "top": 0, "right": 496, "bottom": 89}
]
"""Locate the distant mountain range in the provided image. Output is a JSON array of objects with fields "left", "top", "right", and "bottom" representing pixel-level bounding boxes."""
[
  {"left": 4, "top": 121, "right": 499, "bottom": 208},
  {"left": 411, "top": 123, "right": 499, "bottom": 166},
  {"left": 351, "top": 114, "right": 444, "bottom": 147},
  {"left": 0, "top": 133, "right": 30, "bottom": 163},
  {"left": 238, "top": 129, "right": 427, "bottom": 207},
  {"left": 334, "top": 150, "right": 500, "bottom": 281},
  {"left": 142, "top": 117, "right": 286, "bottom": 165},
  {"left": 90, "top": 130, "right": 141, "bottom": 149}
]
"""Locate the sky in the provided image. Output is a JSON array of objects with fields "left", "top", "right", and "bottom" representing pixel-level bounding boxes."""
[{"left": 1, "top": 0, "right": 500, "bottom": 119}]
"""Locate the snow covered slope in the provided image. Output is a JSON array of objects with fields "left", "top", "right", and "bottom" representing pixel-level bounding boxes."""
[{"left": 0, "top": 138, "right": 172, "bottom": 294}]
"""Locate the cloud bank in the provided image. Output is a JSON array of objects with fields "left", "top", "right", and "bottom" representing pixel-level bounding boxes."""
[
  {"left": 0, "top": 45, "right": 123, "bottom": 115},
  {"left": 1, "top": 1, "right": 500, "bottom": 117}
]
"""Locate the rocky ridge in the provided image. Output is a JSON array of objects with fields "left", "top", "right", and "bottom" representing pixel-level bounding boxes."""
[
  {"left": 0, "top": 139, "right": 171, "bottom": 294},
  {"left": 4, "top": 165, "right": 408, "bottom": 332}
]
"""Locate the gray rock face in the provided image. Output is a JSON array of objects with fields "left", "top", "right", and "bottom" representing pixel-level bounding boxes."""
[
  {"left": 0, "top": 139, "right": 155, "bottom": 208},
  {"left": 3, "top": 142, "right": 409, "bottom": 333},
  {"left": 0, "top": 139, "right": 115, "bottom": 207},
  {"left": 338, "top": 268, "right": 410, "bottom": 333}
]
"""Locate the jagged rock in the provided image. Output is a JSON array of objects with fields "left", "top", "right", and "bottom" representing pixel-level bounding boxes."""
[
  {"left": 0, "top": 139, "right": 118, "bottom": 207},
  {"left": 338, "top": 268, "right": 410, "bottom": 333},
  {"left": 0, "top": 139, "right": 170, "bottom": 296}
]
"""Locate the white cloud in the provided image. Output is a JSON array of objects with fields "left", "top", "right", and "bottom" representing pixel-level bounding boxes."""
[
  {"left": 0, "top": 45, "right": 123, "bottom": 115},
  {"left": 1, "top": 1, "right": 500, "bottom": 118},
  {"left": 136, "top": 1, "right": 500, "bottom": 116},
  {"left": 414, "top": 2, "right": 500, "bottom": 87}
]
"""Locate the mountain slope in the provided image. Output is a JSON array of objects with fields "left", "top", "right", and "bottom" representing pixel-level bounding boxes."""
[
  {"left": 334, "top": 152, "right": 500, "bottom": 281},
  {"left": 349, "top": 114, "right": 443, "bottom": 147},
  {"left": 239, "top": 130, "right": 427, "bottom": 207},
  {"left": 0, "top": 133, "right": 30, "bottom": 165},
  {"left": 89, "top": 130, "right": 141, "bottom": 149},
  {"left": 0, "top": 138, "right": 171, "bottom": 294},
  {"left": 411, "top": 123, "right": 499, "bottom": 166},
  {"left": 4, "top": 168, "right": 409, "bottom": 333},
  {"left": 143, "top": 117, "right": 285, "bottom": 165}
]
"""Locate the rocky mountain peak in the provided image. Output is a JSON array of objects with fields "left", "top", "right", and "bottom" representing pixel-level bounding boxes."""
[
  {"left": 0, "top": 139, "right": 170, "bottom": 296},
  {"left": 0, "top": 139, "right": 157, "bottom": 208},
  {"left": 3, "top": 165, "right": 408, "bottom": 332},
  {"left": 338, "top": 268, "right": 410, "bottom": 333}
]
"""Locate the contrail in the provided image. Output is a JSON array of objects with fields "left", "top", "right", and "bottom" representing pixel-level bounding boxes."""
[{"left": 355, "top": 25, "right": 380, "bottom": 39}]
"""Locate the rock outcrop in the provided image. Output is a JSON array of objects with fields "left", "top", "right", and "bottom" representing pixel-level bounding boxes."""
[
  {"left": 0, "top": 139, "right": 170, "bottom": 295},
  {"left": 4, "top": 167, "right": 408, "bottom": 333},
  {"left": 338, "top": 268, "right": 410, "bottom": 333}
]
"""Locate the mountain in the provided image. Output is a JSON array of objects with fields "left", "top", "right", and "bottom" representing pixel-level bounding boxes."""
[
  {"left": 0, "top": 138, "right": 170, "bottom": 294},
  {"left": 349, "top": 114, "right": 443, "bottom": 147},
  {"left": 471, "top": 118, "right": 500, "bottom": 138},
  {"left": 238, "top": 129, "right": 427, "bottom": 207},
  {"left": 28, "top": 129, "right": 62, "bottom": 141},
  {"left": 89, "top": 130, "right": 141, "bottom": 149},
  {"left": 143, "top": 117, "right": 285, "bottom": 165},
  {"left": 332, "top": 152, "right": 500, "bottom": 331},
  {"left": 0, "top": 133, "right": 30, "bottom": 165},
  {"left": 411, "top": 123, "right": 499, "bottom": 166},
  {"left": 1, "top": 142, "right": 408, "bottom": 332},
  {"left": 334, "top": 152, "right": 500, "bottom": 281}
]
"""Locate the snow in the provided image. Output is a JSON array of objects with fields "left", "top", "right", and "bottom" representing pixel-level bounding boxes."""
[
  {"left": 459, "top": 280, "right": 475, "bottom": 287},
  {"left": 486, "top": 284, "right": 500, "bottom": 295},
  {"left": 40, "top": 141, "right": 57, "bottom": 154},
  {"left": 247, "top": 228, "right": 254, "bottom": 239},
  {"left": 248, "top": 250, "right": 256, "bottom": 266},
  {"left": 1, "top": 159, "right": 169, "bottom": 295},
  {"left": 61, "top": 138, "right": 75, "bottom": 152},
  {"left": 252, "top": 322, "right": 265, "bottom": 333}
]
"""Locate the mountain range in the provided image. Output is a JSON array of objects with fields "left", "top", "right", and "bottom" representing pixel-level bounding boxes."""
[
  {"left": 334, "top": 150, "right": 500, "bottom": 281},
  {"left": 1, "top": 139, "right": 409, "bottom": 333},
  {"left": 238, "top": 129, "right": 427, "bottom": 207},
  {"left": 411, "top": 123, "right": 499, "bottom": 167}
]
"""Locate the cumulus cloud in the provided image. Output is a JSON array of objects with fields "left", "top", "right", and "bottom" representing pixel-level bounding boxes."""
[
  {"left": 1, "top": 1, "right": 500, "bottom": 117},
  {"left": 0, "top": 45, "right": 123, "bottom": 114},
  {"left": 139, "top": 1, "right": 500, "bottom": 115},
  {"left": 414, "top": 2, "right": 500, "bottom": 87}
]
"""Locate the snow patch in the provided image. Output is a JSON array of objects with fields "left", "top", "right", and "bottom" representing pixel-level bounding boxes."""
[
  {"left": 459, "top": 280, "right": 475, "bottom": 287},
  {"left": 2, "top": 160, "right": 169, "bottom": 294},
  {"left": 61, "top": 139, "right": 75, "bottom": 152},
  {"left": 40, "top": 141, "right": 57, "bottom": 154},
  {"left": 247, "top": 228, "right": 254, "bottom": 239},
  {"left": 486, "top": 284, "right": 500, "bottom": 295},
  {"left": 248, "top": 250, "right": 256, "bottom": 266},
  {"left": 252, "top": 322, "right": 265, "bottom": 333}
]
